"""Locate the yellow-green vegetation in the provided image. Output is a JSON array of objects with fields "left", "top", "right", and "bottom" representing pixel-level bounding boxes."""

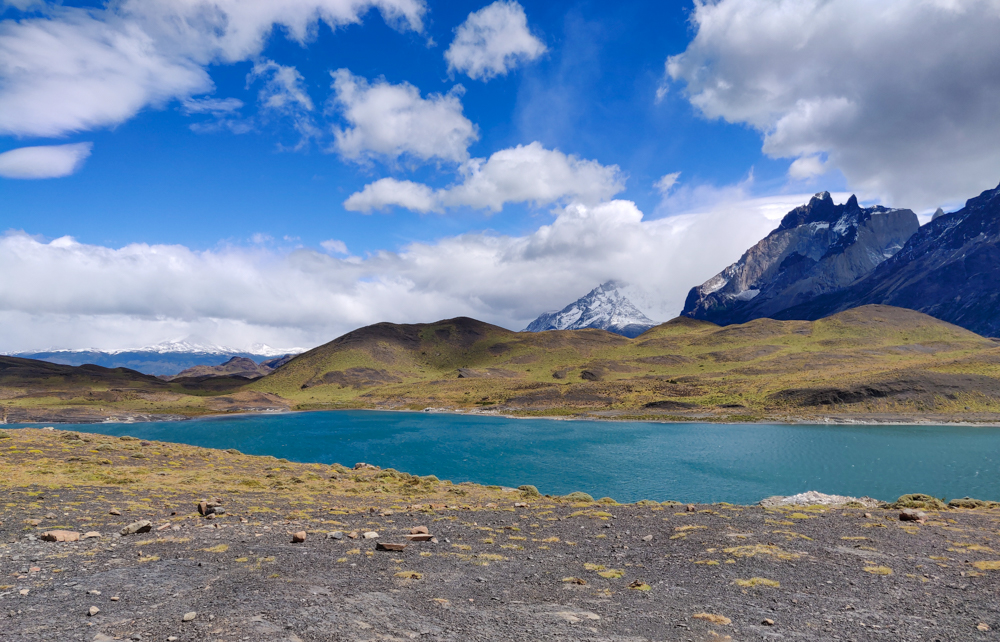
[
  {"left": 5, "top": 305, "right": 1000, "bottom": 422},
  {"left": 863, "top": 565, "right": 893, "bottom": 575},
  {"left": 0, "top": 429, "right": 531, "bottom": 511},
  {"left": 734, "top": 577, "right": 780, "bottom": 588}
]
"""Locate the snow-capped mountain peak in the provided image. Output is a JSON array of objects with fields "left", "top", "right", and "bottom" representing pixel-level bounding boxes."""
[{"left": 524, "top": 281, "right": 658, "bottom": 338}]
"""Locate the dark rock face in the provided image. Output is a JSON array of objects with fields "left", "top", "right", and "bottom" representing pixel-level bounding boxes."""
[
  {"left": 682, "top": 192, "right": 919, "bottom": 325},
  {"left": 778, "top": 182, "right": 1000, "bottom": 336}
]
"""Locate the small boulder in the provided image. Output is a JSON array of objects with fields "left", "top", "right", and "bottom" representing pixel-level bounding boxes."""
[
  {"left": 363, "top": 531, "right": 379, "bottom": 539},
  {"left": 685, "top": 504, "right": 697, "bottom": 512},
  {"left": 88, "top": 606, "right": 100, "bottom": 617},
  {"left": 327, "top": 531, "right": 344, "bottom": 540},
  {"left": 405, "top": 533, "right": 434, "bottom": 542},
  {"left": 182, "top": 611, "right": 197, "bottom": 622},
  {"left": 291, "top": 531, "right": 307, "bottom": 543},
  {"left": 410, "top": 526, "right": 429, "bottom": 535},
  {"left": 641, "top": 535, "right": 653, "bottom": 542},
  {"left": 762, "top": 618, "right": 775, "bottom": 626},
  {"left": 41, "top": 530, "right": 80, "bottom": 543},
  {"left": 899, "top": 508, "right": 928, "bottom": 523},
  {"left": 26, "top": 519, "right": 41, "bottom": 527},
  {"left": 347, "top": 531, "right": 359, "bottom": 539},
  {"left": 120, "top": 520, "right": 152, "bottom": 536},
  {"left": 376, "top": 542, "right": 407, "bottom": 552},
  {"left": 109, "top": 509, "right": 121, "bottom": 516}
]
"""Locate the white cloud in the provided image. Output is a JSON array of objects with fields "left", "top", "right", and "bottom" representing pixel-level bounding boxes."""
[
  {"left": 328, "top": 69, "right": 477, "bottom": 163},
  {"left": 249, "top": 59, "right": 318, "bottom": 149},
  {"left": 0, "top": 0, "right": 426, "bottom": 138},
  {"left": 345, "top": 177, "right": 439, "bottom": 213},
  {"left": 788, "top": 154, "right": 829, "bottom": 181},
  {"left": 345, "top": 141, "right": 626, "bottom": 213},
  {"left": 320, "top": 239, "right": 349, "bottom": 254},
  {"left": 0, "top": 142, "right": 92, "bottom": 179},
  {"left": 0, "top": 191, "right": 827, "bottom": 351},
  {"left": 654, "top": 171, "right": 680, "bottom": 194},
  {"left": 666, "top": 0, "right": 1000, "bottom": 210},
  {"left": 180, "top": 97, "right": 244, "bottom": 115},
  {"left": 445, "top": 0, "right": 546, "bottom": 81}
]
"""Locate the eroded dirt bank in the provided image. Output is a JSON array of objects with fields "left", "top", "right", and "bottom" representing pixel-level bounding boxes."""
[{"left": 2, "top": 429, "right": 999, "bottom": 641}]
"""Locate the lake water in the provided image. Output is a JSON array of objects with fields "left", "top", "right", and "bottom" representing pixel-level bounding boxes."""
[{"left": 17, "top": 411, "right": 1000, "bottom": 504}]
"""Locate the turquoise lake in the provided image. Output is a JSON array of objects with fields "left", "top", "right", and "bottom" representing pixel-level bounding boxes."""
[{"left": 18, "top": 411, "right": 1000, "bottom": 504}]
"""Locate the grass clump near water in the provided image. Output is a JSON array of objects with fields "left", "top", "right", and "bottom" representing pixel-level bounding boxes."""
[
  {"left": 889, "top": 494, "right": 948, "bottom": 510},
  {"left": 518, "top": 485, "right": 540, "bottom": 498},
  {"left": 561, "top": 491, "right": 594, "bottom": 503}
]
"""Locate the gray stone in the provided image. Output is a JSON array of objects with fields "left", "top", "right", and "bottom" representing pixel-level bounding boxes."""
[{"left": 120, "top": 520, "right": 152, "bottom": 535}]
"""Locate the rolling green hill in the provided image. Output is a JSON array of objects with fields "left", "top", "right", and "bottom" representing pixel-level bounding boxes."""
[
  {"left": 4, "top": 305, "right": 1000, "bottom": 423},
  {"left": 249, "top": 305, "right": 1000, "bottom": 420}
]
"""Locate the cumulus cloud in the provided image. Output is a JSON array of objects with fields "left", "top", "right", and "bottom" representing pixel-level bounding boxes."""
[
  {"left": 345, "top": 141, "right": 625, "bottom": 213},
  {"left": 445, "top": 0, "right": 546, "bottom": 81},
  {"left": 0, "top": 142, "right": 92, "bottom": 179},
  {"left": 666, "top": 0, "right": 1000, "bottom": 210},
  {"left": 0, "top": 192, "right": 827, "bottom": 351},
  {"left": 328, "top": 69, "right": 477, "bottom": 163},
  {"left": 0, "top": 0, "right": 426, "bottom": 138}
]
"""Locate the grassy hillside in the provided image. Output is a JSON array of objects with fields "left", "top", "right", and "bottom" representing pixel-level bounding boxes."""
[
  {"left": 4, "top": 305, "right": 1000, "bottom": 422},
  {"left": 248, "top": 305, "right": 1000, "bottom": 420}
]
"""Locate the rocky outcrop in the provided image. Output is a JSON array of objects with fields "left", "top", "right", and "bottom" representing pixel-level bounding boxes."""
[
  {"left": 776, "top": 182, "right": 1000, "bottom": 337},
  {"left": 525, "top": 281, "right": 657, "bottom": 338},
  {"left": 682, "top": 192, "right": 918, "bottom": 325}
]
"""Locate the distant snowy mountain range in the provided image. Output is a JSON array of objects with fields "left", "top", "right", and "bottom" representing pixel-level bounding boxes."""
[
  {"left": 8, "top": 340, "right": 306, "bottom": 377},
  {"left": 524, "top": 281, "right": 658, "bottom": 338}
]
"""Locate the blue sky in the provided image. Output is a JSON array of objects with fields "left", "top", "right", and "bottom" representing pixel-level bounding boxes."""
[
  {"left": 1, "top": 0, "right": 999, "bottom": 351},
  {"left": 1, "top": 0, "right": 791, "bottom": 252}
]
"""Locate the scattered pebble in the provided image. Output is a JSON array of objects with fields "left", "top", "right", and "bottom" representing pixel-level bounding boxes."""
[
  {"left": 291, "top": 531, "right": 307, "bottom": 543},
  {"left": 362, "top": 531, "right": 378, "bottom": 539},
  {"left": 182, "top": 611, "right": 197, "bottom": 622},
  {"left": 87, "top": 606, "right": 100, "bottom": 617}
]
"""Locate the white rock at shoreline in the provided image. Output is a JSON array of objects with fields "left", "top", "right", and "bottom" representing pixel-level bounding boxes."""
[{"left": 759, "top": 490, "right": 882, "bottom": 508}]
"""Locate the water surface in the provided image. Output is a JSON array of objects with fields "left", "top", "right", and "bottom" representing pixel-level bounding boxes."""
[{"left": 18, "top": 411, "right": 1000, "bottom": 504}]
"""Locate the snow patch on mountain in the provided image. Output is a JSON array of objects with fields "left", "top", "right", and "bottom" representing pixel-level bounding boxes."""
[{"left": 524, "top": 281, "right": 658, "bottom": 338}]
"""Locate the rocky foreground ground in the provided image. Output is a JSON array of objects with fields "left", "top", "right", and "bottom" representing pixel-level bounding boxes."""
[{"left": 2, "top": 429, "right": 1000, "bottom": 641}]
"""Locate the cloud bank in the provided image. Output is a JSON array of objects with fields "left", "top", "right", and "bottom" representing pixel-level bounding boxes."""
[
  {"left": 445, "top": 0, "right": 546, "bottom": 81},
  {"left": 0, "top": 142, "right": 93, "bottom": 179},
  {"left": 0, "top": 193, "right": 827, "bottom": 352},
  {"left": 667, "top": 0, "right": 1000, "bottom": 210}
]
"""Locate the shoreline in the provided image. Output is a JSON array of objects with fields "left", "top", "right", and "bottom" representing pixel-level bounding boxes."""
[{"left": 9, "top": 403, "right": 1000, "bottom": 429}]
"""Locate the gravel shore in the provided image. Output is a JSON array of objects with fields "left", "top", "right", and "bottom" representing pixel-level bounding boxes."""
[{"left": 2, "top": 429, "right": 999, "bottom": 641}]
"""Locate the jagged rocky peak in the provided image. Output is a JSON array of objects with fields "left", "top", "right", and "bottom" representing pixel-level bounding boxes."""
[
  {"left": 682, "top": 192, "right": 919, "bottom": 325},
  {"left": 524, "top": 281, "right": 658, "bottom": 338},
  {"left": 777, "top": 180, "right": 1000, "bottom": 337}
]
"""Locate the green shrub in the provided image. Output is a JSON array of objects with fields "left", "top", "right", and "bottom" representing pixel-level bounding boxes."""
[
  {"left": 889, "top": 493, "right": 947, "bottom": 510},
  {"left": 518, "top": 485, "right": 541, "bottom": 498},
  {"left": 562, "top": 491, "right": 594, "bottom": 503}
]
